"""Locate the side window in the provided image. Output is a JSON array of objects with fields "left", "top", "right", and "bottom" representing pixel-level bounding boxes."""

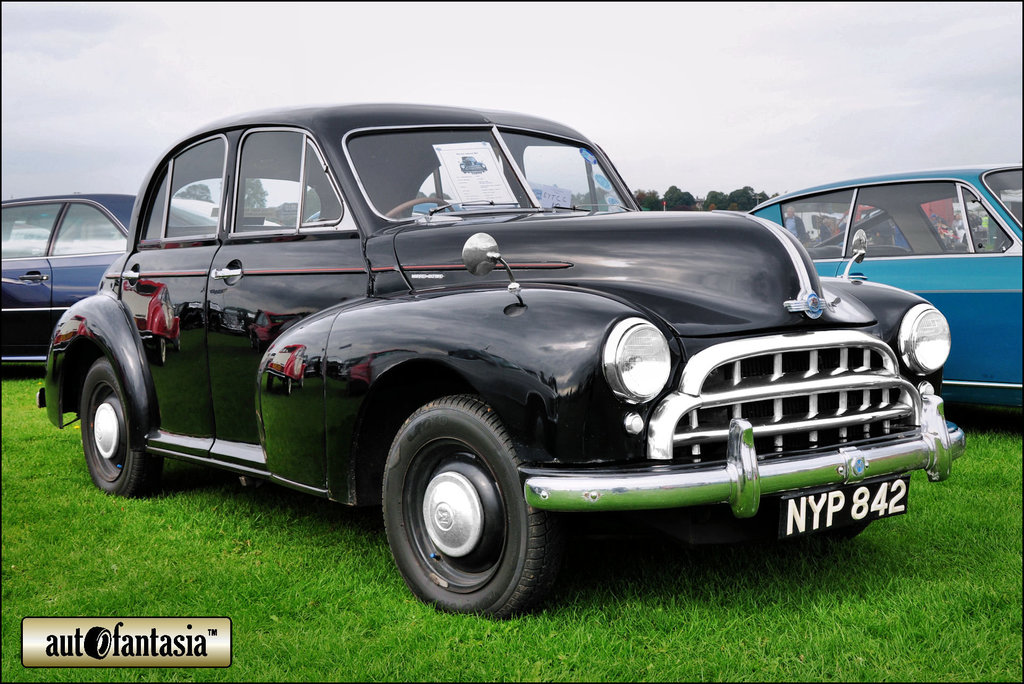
[
  {"left": 51, "top": 203, "right": 127, "bottom": 255},
  {"left": 962, "top": 187, "right": 1012, "bottom": 253},
  {"left": 1, "top": 203, "right": 61, "bottom": 257},
  {"left": 235, "top": 131, "right": 303, "bottom": 233},
  {"left": 235, "top": 132, "right": 344, "bottom": 233},
  {"left": 167, "top": 138, "right": 226, "bottom": 239},
  {"left": 779, "top": 190, "right": 854, "bottom": 258},
  {"left": 851, "top": 183, "right": 963, "bottom": 257},
  {"left": 302, "top": 141, "right": 342, "bottom": 225}
]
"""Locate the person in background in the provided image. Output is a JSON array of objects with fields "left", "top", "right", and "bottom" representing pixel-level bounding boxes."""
[{"left": 783, "top": 205, "right": 808, "bottom": 243}]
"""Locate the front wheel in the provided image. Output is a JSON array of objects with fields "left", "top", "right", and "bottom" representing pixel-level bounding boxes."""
[
  {"left": 382, "top": 395, "right": 563, "bottom": 617},
  {"left": 80, "top": 358, "right": 162, "bottom": 497}
]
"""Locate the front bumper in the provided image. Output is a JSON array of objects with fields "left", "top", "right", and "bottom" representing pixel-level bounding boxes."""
[{"left": 523, "top": 394, "right": 964, "bottom": 517}]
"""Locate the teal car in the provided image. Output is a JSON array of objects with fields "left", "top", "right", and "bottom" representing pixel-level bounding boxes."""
[{"left": 751, "top": 165, "right": 1022, "bottom": 407}]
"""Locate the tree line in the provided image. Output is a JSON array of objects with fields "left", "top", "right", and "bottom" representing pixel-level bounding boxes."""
[{"left": 633, "top": 185, "right": 777, "bottom": 212}]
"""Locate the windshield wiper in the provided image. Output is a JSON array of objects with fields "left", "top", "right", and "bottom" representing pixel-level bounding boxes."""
[
  {"left": 563, "top": 203, "right": 634, "bottom": 213},
  {"left": 428, "top": 200, "right": 523, "bottom": 216}
]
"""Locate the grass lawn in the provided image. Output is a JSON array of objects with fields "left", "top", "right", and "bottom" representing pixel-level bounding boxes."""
[{"left": 2, "top": 364, "right": 1021, "bottom": 682}]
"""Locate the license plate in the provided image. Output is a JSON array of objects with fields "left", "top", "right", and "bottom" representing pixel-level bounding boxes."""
[{"left": 779, "top": 475, "right": 910, "bottom": 539}]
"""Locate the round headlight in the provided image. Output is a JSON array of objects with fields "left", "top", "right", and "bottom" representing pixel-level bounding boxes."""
[
  {"left": 898, "top": 304, "right": 950, "bottom": 374},
  {"left": 602, "top": 318, "right": 671, "bottom": 403}
]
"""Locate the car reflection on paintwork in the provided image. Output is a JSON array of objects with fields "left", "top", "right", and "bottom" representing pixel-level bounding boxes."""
[
  {"left": 266, "top": 344, "right": 307, "bottom": 395},
  {"left": 248, "top": 310, "right": 302, "bottom": 351},
  {"left": 123, "top": 279, "right": 180, "bottom": 364}
]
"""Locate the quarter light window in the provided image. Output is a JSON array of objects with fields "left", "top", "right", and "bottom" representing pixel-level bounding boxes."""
[{"left": 962, "top": 187, "right": 1012, "bottom": 253}]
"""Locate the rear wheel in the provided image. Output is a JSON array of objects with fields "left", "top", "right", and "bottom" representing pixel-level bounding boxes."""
[
  {"left": 382, "top": 395, "right": 563, "bottom": 617},
  {"left": 80, "top": 358, "right": 162, "bottom": 497}
]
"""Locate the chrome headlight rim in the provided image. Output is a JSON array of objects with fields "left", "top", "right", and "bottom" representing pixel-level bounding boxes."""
[
  {"left": 602, "top": 317, "right": 672, "bottom": 404},
  {"left": 898, "top": 303, "right": 950, "bottom": 375}
]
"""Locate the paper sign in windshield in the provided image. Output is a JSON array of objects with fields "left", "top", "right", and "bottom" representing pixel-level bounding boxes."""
[
  {"left": 433, "top": 142, "right": 517, "bottom": 206},
  {"left": 532, "top": 183, "right": 573, "bottom": 209}
]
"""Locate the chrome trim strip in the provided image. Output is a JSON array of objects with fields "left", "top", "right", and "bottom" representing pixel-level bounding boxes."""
[
  {"left": 944, "top": 379, "right": 1023, "bottom": 389},
  {"left": 677, "top": 330, "right": 897, "bottom": 397},
  {"left": 697, "top": 370, "right": 908, "bottom": 407},
  {"left": 3, "top": 251, "right": 126, "bottom": 262},
  {"left": 673, "top": 405, "right": 914, "bottom": 446},
  {"left": 2, "top": 306, "right": 69, "bottom": 313},
  {"left": 524, "top": 396, "right": 963, "bottom": 513},
  {"left": 910, "top": 288, "right": 1023, "bottom": 294}
]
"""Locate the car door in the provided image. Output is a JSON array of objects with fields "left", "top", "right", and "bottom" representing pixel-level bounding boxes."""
[
  {"left": 1, "top": 201, "right": 60, "bottom": 359},
  {"left": 122, "top": 136, "right": 226, "bottom": 443},
  {"left": 839, "top": 181, "right": 1022, "bottom": 390},
  {"left": 206, "top": 128, "right": 365, "bottom": 486},
  {"left": 48, "top": 200, "right": 128, "bottom": 340}
]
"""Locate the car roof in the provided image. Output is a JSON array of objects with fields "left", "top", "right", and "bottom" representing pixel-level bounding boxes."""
[
  {"left": 754, "top": 164, "right": 1022, "bottom": 210},
  {"left": 187, "top": 103, "right": 591, "bottom": 144},
  {"left": 2, "top": 193, "right": 136, "bottom": 230}
]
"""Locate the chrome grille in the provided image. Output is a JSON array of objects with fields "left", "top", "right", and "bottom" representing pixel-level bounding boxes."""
[{"left": 647, "top": 331, "right": 921, "bottom": 462}]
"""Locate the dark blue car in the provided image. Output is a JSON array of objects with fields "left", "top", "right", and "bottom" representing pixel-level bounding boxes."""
[{"left": 2, "top": 194, "right": 133, "bottom": 361}]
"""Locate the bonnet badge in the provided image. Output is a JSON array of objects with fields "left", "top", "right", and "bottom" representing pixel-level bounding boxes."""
[{"left": 784, "top": 291, "right": 824, "bottom": 319}]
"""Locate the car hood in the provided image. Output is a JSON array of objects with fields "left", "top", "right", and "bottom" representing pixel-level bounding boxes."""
[{"left": 390, "top": 211, "right": 875, "bottom": 337}]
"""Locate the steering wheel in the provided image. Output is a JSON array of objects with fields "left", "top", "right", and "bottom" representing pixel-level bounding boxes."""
[{"left": 385, "top": 196, "right": 446, "bottom": 219}]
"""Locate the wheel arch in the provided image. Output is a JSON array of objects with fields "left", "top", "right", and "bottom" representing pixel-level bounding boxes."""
[
  {"left": 45, "top": 293, "right": 158, "bottom": 451},
  {"left": 346, "top": 359, "right": 476, "bottom": 506}
]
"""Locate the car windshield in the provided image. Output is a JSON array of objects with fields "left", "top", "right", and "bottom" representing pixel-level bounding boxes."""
[
  {"left": 983, "top": 168, "right": 1022, "bottom": 226},
  {"left": 346, "top": 128, "right": 630, "bottom": 220}
]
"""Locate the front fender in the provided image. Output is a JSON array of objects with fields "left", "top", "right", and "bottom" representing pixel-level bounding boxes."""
[
  {"left": 45, "top": 291, "right": 157, "bottom": 451},
  {"left": 332, "top": 286, "right": 678, "bottom": 473}
]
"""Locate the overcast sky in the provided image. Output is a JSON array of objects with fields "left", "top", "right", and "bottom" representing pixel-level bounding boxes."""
[{"left": 2, "top": 1, "right": 1021, "bottom": 201}]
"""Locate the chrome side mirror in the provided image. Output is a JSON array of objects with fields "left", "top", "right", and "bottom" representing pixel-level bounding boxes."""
[
  {"left": 462, "top": 232, "right": 524, "bottom": 306},
  {"left": 842, "top": 228, "right": 868, "bottom": 279},
  {"left": 462, "top": 232, "right": 500, "bottom": 276}
]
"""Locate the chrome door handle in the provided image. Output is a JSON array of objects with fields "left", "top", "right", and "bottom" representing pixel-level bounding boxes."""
[
  {"left": 212, "top": 267, "right": 243, "bottom": 280},
  {"left": 121, "top": 269, "right": 140, "bottom": 282},
  {"left": 18, "top": 272, "right": 49, "bottom": 282}
]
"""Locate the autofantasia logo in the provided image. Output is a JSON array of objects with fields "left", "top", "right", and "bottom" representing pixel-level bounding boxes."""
[{"left": 22, "top": 617, "right": 231, "bottom": 668}]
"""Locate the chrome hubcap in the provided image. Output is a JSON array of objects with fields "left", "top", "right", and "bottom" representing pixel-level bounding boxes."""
[
  {"left": 422, "top": 471, "right": 484, "bottom": 557},
  {"left": 94, "top": 401, "right": 119, "bottom": 460}
]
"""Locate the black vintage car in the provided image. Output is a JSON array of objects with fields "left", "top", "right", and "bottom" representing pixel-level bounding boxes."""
[{"left": 39, "top": 104, "right": 965, "bottom": 617}]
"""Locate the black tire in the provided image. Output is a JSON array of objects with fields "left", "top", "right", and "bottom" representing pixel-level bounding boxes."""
[
  {"left": 80, "top": 358, "right": 162, "bottom": 497},
  {"left": 382, "top": 395, "right": 563, "bottom": 617}
]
